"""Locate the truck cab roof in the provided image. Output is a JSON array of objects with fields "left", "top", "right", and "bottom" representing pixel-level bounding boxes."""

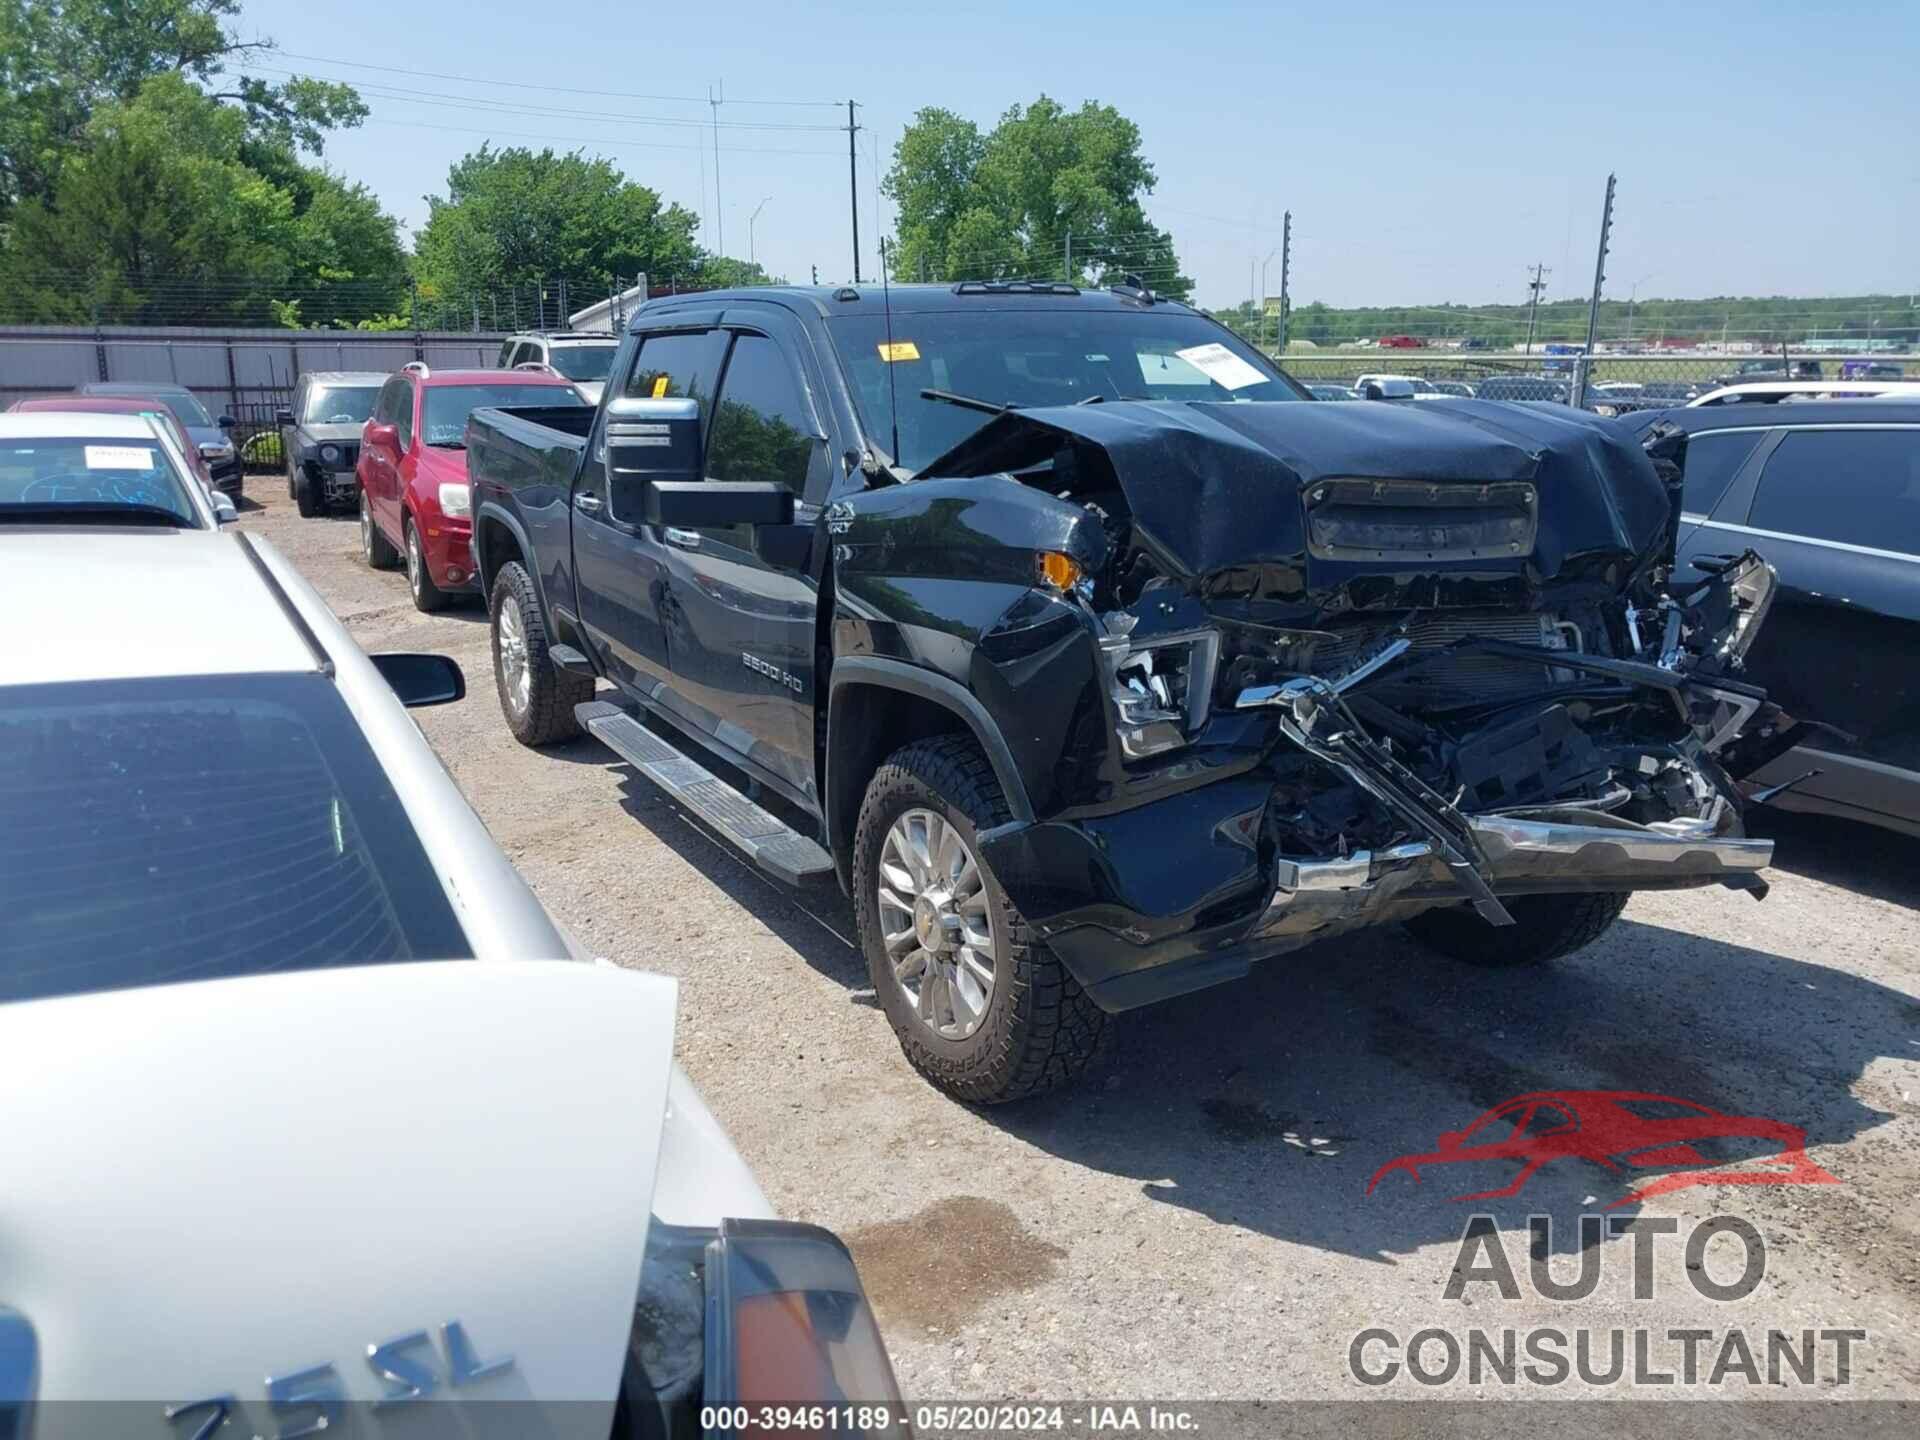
[{"left": 634, "top": 281, "right": 1196, "bottom": 326}]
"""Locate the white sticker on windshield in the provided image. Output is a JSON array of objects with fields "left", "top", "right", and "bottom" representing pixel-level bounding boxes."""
[
  {"left": 84, "top": 445, "right": 155, "bottom": 470},
  {"left": 1173, "top": 343, "right": 1268, "bottom": 391}
]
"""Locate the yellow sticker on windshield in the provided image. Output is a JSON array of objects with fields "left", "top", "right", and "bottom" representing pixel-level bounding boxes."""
[
  {"left": 650, "top": 375, "right": 670, "bottom": 398},
  {"left": 877, "top": 341, "right": 921, "bottom": 362}
]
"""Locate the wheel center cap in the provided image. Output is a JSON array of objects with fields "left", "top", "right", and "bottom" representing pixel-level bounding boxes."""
[{"left": 913, "top": 896, "right": 947, "bottom": 952}]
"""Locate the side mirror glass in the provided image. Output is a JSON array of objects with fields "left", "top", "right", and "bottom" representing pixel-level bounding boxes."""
[
  {"left": 210, "top": 492, "right": 239, "bottom": 526},
  {"left": 370, "top": 652, "right": 466, "bottom": 708},
  {"left": 274, "top": 409, "right": 295, "bottom": 427}
]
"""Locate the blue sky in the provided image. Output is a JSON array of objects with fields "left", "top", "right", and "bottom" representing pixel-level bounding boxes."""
[{"left": 243, "top": 0, "right": 1918, "bottom": 311}]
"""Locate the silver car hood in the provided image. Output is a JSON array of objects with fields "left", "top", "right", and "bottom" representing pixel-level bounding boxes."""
[{"left": 1, "top": 961, "right": 679, "bottom": 1433}]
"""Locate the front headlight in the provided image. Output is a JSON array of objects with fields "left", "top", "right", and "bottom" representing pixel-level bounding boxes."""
[
  {"left": 1098, "top": 619, "right": 1220, "bottom": 759},
  {"left": 438, "top": 481, "right": 471, "bottom": 518},
  {"left": 318, "top": 443, "right": 341, "bottom": 465}
]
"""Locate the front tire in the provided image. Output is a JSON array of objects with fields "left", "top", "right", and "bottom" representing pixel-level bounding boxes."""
[
  {"left": 1402, "top": 891, "right": 1630, "bottom": 967},
  {"left": 294, "top": 464, "right": 323, "bottom": 518},
  {"left": 853, "top": 735, "right": 1109, "bottom": 1104},
  {"left": 489, "top": 561, "right": 593, "bottom": 746},
  {"left": 405, "top": 516, "right": 449, "bottom": 612},
  {"left": 361, "top": 489, "right": 398, "bottom": 569}
]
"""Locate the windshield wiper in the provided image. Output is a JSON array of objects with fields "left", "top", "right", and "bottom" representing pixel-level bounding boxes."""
[{"left": 919, "top": 388, "right": 1020, "bottom": 417}]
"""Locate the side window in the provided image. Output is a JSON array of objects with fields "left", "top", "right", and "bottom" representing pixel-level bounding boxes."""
[
  {"left": 372, "top": 379, "right": 398, "bottom": 426},
  {"left": 623, "top": 330, "right": 718, "bottom": 416},
  {"left": 606, "top": 330, "right": 721, "bottom": 526},
  {"left": 1681, "top": 430, "right": 1766, "bottom": 517},
  {"left": 496, "top": 341, "right": 513, "bottom": 367},
  {"left": 1748, "top": 429, "right": 1920, "bottom": 554},
  {"left": 290, "top": 379, "right": 308, "bottom": 424},
  {"left": 705, "top": 333, "right": 817, "bottom": 499},
  {"left": 393, "top": 381, "right": 415, "bottom": 451}
]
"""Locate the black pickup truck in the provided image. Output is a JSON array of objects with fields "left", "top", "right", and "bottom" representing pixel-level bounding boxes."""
[{"left": 467, "top": 282, "right": 1787, "bottom": 1104}]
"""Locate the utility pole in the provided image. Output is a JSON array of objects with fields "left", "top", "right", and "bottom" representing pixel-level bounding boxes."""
[
  {"left": 1278, "top": 210, "right": 1292, "bottom": 354},
  {"left": 1524, "top": 263, "right": 1550, "bottom": 355},
  {"left": 846, "top": 100, "right": 862, "bottom": 284},
  {"left": 811, "top": 264, "right": 819, "bottom": 285},
  {"left": 710, "top": 84, "right": 724, "bottom": 259},
  {"left": 1064, "top": 228, "right": 1072, "bottom": 284},
  {"left": 1572, "top": 172, "right": 1616, "bottom": 411}
]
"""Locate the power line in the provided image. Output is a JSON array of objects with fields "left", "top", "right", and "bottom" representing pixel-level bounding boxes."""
[
  {"left": 353, "top": 116, "right": 842, "bottom": 158},
  {"left": 239, "top": 64, "right": 841, "bottom": 132},
  {"left": 270, "top": 50, "right": 843, "bottom": 107}
]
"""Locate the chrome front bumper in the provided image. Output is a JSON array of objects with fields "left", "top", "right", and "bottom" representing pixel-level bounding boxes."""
[{"left": 1254, "top": 808, "right": 1771, "bottom": 945}]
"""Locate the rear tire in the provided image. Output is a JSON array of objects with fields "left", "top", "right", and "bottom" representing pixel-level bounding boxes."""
[
  {"left": 490, "top": 561, "right": 593, "bottom": 746},
  {"left": 1403, "top": 891, "right": 1630, "bottom": 967},
  {"left": 405, "top": 516, "right": 449, "bottom": 612},
  {"left": 853, "top": 735, "right": 1109, "bottom": 1104},
  {"left": 361, "top": 489, "right": 398, "bottom": 570}
]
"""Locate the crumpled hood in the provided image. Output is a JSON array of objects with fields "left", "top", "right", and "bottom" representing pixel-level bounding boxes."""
[{"left": 921, "top": 399, "right": 1672, "bottom": 603}]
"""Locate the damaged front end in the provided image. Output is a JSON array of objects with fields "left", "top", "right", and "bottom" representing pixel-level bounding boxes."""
[{"left": 910, "top": 400, "right": 1785, "bottom": 1008}]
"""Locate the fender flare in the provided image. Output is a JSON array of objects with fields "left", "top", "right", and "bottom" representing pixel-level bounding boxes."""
[
  {"left": 828, "top": 656, "right": 1036, "bottom": 826},
  {"left": 471, "top": 499, "right": 537, "bottom": 608}
]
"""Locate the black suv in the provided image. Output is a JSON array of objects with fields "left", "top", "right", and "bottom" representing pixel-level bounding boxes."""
[{"left": 277, "top": 371, "right": 386, "bottom": 516}]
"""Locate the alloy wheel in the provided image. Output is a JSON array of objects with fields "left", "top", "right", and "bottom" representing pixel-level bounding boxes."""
[
  {"left": 497, "top": 595, "right": 531, "bottom": 718},
  {"left": 876, "top": 807, "right": 996, "bottom": 1040}
]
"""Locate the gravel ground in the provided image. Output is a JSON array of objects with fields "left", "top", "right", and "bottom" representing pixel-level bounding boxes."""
[{"left": 246, "top": 483, "right": 1918, "bottom": 1417}]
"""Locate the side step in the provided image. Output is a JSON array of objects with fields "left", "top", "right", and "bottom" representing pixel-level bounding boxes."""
[{"left": 577, "top": 701, "right": 834, "bottom": 885}]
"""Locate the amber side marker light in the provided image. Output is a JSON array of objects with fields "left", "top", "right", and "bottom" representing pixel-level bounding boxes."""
[{"left": 1037, "top": 550, "right": 1082, "bottom": 591}]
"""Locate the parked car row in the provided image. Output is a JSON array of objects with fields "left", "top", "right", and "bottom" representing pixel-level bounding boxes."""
[{"left": 0, "top": 402, "right": 905, "bottom": 1432}]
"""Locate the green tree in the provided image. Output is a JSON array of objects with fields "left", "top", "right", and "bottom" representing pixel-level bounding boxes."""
[
  {"left": 1, "top": 72, "right": 402, "bottom": 326},
  {"left": 884, "top": 96, "right": 1192, "bottom": 300},
  {"left": 413, "top": 145, "right": 702, "bottom": 307},
  {"left": 0, "top": 0, "right": 364, "bottom": 223}
]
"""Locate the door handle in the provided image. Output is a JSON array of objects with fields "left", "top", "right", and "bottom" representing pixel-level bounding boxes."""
[
  {"left": 662, "top": 527, "right": 701, "bottom": 549},
  {"left": 574, "top": 492, "right": 603, "bottom": 515}
]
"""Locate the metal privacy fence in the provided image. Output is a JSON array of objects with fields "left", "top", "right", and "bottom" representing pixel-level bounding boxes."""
[{"left": 0, "top": 326, "right": 512, "bottom": 465}]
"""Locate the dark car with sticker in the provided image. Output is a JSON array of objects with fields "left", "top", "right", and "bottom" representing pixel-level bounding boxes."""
[{"left": 465, "top": 281, "right": 1791, "bottom": 1104}]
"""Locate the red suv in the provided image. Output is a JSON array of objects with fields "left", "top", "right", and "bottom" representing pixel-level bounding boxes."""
[{"left": 358, "top": 365, "right": 587, "bottom": 610}]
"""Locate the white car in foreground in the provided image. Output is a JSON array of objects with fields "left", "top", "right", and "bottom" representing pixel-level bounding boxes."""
[
  {"left": 0, "top": 457, "right": 901, "bottom": 1437},
  {"left": 1689, "top": 379, "right": 1920, "bottom": 407}
]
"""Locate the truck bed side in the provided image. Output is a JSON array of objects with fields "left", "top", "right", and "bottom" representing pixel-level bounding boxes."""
[{"left": 466, "top": 404, "right": 595, "bottom": 624}]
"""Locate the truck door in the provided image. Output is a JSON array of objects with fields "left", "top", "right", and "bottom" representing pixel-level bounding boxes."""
[
  {"left": 654, "top": 318, "right": 828, "bottom": 809},
  {"left": 571, "top": 321, "right": 724, "bottom": 699}
]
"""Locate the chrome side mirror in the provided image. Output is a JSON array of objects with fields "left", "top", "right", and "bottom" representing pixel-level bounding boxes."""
[{"left": 211, "top": 492, "right": 239, "bottom": 526}]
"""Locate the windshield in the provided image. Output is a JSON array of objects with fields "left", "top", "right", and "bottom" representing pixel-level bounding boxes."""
[
  {"left": 305, "top": 384, "right": 380, "bottom": 425},
  {"left": 546, "top": 343, "right": 618, "bottom": 381},
  {"left": 0, "top": 434, "right": 199, "bottom": 525},
  {"left": 0, "top": 672, "right": 471, "bottom": 1002},
  {"left": 827, "top": 308, "right": 1304, "bottom": 471},
  {"left": 422, "top": 383, "right": 586, "bottom": 447}
]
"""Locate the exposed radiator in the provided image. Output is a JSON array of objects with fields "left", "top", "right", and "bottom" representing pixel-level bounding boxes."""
[{"left": 1304, "top": 611, "right": 1566, "bottom": 706}]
